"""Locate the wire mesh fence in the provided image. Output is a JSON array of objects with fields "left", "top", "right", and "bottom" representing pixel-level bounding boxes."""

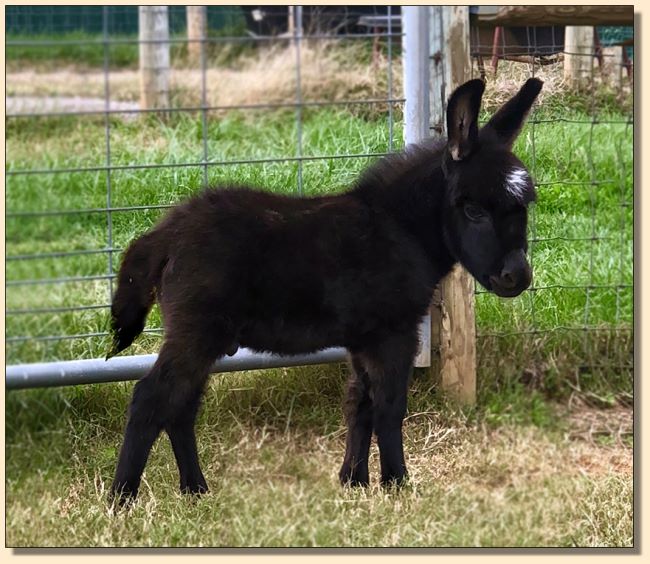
[
  {"left": 6, "top": 5, "right": 402, "bottom": 368},
  {"left": 6, "top": 6, "right": 633, "bottom": 398},
  {"left": 468, "top": 18, "right": 633, "bottom": 398}
]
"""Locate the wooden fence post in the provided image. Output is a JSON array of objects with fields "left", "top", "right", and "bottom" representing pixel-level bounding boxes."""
[
  {"left": 429, "top": 6, "right": 477, "bottom": 405},
  {"left": 602, "top": 45, "right": 623, "bottom": 89},
  {"left": 186, "top": 6, "right": 207, "bottom": 65},
  {"left": 139, "top": 5, "right": 170, "bottom": 111},
  {"left": 564, "top": 26, "right": 594, "bottom": 89}
]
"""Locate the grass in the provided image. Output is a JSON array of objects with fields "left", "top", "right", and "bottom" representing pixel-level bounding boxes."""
[
  {"left": 7, "top": 41, "right": 397, "bottom": 112},
  {"left": 5, "top": 108, "right": 394, "bottom": 363},
  {"left": 6, "top": 32, "right": 142, "bottom": 70},
  {"left": 6, "top": 20, "right": 253, "bottom": 71},
  {"left": 5, "top": 44, "right": 634, "bottom": 547},
  {"left": 5, "top": 366, "right": 633, "bottom": 547}
]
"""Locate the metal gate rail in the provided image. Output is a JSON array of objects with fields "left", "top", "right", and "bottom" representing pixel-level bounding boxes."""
[{"left": 6, "top": 348, "right": 348, "bottom": 391}]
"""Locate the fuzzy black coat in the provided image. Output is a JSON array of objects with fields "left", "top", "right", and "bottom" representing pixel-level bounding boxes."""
[{"left": 108, "top": 77, "right": 543, "bottom": 503}]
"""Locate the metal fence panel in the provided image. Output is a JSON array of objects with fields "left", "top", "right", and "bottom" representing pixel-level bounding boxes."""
[{"left": 6, "top": 6, "right": 633, "bottom": 393}]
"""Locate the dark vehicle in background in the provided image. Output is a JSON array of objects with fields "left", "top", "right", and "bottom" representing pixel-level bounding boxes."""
[{"left": 242, "top": 6, "right": 400, "bottom": 36}]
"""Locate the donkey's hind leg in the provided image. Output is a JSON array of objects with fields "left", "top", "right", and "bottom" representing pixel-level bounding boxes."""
[
  {"left": 110, "top": 338, "right": 217, "bottom": 503},
  {"left": 339, "top": 354, "right": 373, "bottom": 487},
  {"left": 165, "top": 386, "right": 209, "bottom": 495}
]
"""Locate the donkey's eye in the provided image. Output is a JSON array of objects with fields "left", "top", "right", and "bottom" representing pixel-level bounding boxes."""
[{"left": 463, "top": 203, "right": 486, "bottom": 222}]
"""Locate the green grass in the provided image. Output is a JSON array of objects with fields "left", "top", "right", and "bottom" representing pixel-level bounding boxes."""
[
  {"left": 6, "top": 108, "right": 397, "bottom": 363},
  {"left": 6, "top": 24, "right": 254, "bottom": 71},
  {"left": 6, "top": 32, "right": 141, "bottom": 70}
]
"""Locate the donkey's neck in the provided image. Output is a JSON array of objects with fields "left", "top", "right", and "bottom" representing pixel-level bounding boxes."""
[{"left": 350, "top": 141, "right": 457, "bottom": 275}]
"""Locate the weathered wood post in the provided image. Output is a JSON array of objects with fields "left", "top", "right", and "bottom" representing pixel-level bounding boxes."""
[
  {"left": 602, "top": 45, "right": 623, "bottom": 89},
  {"left": 187, "top": 6, "right": 207, "bottom": 65},
  {"left": 564, "top": 26, "right": 595, "bottom": 89},
  {"left": 402, "top": 6, "right": 431, "bottom": 369},
  {"left": 429, "top": 6, "right": 477, "bottom": 405},
  {"left": 139, "top": 5, "right": 170, "bottom": 111}
]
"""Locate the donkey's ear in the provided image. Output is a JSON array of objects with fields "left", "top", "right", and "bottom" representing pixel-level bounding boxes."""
[
  {"left": 481, "top": 78, "right": 543, "bottom": 148},
  {"left": 446, "top": 78, "right": 485, "bottom": 161}
]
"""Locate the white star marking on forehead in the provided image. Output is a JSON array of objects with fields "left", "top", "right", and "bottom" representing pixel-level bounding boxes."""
[{"left": 505, "top": 168, "right": 529, "bottom": 202}]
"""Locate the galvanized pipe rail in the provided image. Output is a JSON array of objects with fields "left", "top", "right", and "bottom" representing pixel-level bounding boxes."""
[{"left": 6, "top": 348, "right": 348, "bottom": 391}]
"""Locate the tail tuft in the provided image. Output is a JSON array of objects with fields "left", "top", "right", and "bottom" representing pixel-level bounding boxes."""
[
  {"left": 106, "top": 307, "right": 149, "bottom": 360},
  {"left": 106, "top": 231, "right": 166, "bottom": 359}
]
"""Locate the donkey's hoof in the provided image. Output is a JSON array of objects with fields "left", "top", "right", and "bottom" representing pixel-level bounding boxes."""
[
  {"left": 339, "top": 466, "right": 370, "bottom": 488},
  {"left": 180, "top": 481, "right": 209, "bottom": 496},
  {"left": 109, "top": 480, "right": 139, "bottom": 508},
  {"left": 380, "top": 473, "right": 409, "bottom": 490}
]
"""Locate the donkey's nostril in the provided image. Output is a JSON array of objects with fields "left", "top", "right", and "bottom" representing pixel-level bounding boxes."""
[{"left": 500, "top": 271, "right": 516, "bottom": 288}]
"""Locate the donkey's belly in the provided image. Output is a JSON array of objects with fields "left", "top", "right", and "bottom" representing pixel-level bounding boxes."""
[{"left": 238, "top": 317, "right": 346, "bottom": 356}]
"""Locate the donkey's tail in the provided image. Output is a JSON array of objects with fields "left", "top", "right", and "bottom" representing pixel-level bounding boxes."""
[{"left": 106, "top": 229, "right": 169, "bottom": 360}]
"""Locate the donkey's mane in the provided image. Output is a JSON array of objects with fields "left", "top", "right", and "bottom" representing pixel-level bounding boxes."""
[
  {"left": 350, "top": 138, "right": 448, "bottom": 230},
  {"left": 353, "top": 139, "right": 446, "bottom": 197}
]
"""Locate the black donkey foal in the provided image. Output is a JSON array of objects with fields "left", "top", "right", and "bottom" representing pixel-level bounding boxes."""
[{"left": 108, "top": 78, "right": 542, "bottom": 502}]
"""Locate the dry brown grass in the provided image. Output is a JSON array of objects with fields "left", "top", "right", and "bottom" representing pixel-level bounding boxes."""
[
  {"left": 6, "top": 361, "right": 632, "bottom": 547},
  {"left": 7, "top": 43, "right": 632, "bottom": 119},
  {"left": 7, "top": 42, "right": 400, "bottom": 110},
  {"left": 401, "top": 405, "right": 632, "bottom": 489},
  {"left": 477, "top": 57, "right": 632, "bottom": 112},
  {"left": 477, "top": 59, "right": 563, "bottom": 111}
]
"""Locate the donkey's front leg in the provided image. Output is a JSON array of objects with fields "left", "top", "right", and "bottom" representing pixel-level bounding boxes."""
[
  {"left": 360, "top": 334, "right": 417, "bottom": 487},
  {"left": 372, "top": 371, "right": 410, "bottom": 486}
]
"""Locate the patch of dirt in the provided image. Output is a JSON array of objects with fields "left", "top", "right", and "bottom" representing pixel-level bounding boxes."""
[
  {"left": 6, "top": 95, "right": 139, "bottom": 118},
  {"left": 572, "top": 450, "right": 632, "bottom": 477},
  {"left": 565, "top": 399, "right": 633, "bottom": 449},
  {"left": 559, "top": 400, "right": 633, "bottom": 477}
]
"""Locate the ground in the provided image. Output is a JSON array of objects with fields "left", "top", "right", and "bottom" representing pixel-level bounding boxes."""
[{"left": 5, "top": 367, "right": 634, "bottom": 548}]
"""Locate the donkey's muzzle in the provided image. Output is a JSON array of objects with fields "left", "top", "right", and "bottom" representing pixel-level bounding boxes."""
[{"left": 489, "top": 249, "right": 532, "bottom": 298}]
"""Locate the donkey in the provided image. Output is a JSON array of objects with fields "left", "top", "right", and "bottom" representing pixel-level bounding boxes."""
[{"left": 108, "top": 77, "right": 542, "bottom": 502}]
